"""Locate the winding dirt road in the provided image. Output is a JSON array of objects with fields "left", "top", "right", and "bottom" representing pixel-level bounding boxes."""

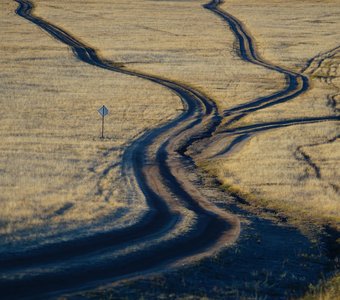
[
  {"left": 1, "top": 0, "right": 240, "bottom": 298},
  {"left": 1, "top": 0, "right": 338, "bottom": 299},
  {"left": 194, "top": 1, "right": 339, "bottom": 160}
]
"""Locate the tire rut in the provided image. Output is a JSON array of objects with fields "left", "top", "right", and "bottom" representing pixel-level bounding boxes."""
[
  {"left": 0, "top": 0, "right": 240, "bottom": 298},
  {"left": 199, "top": 0, "right": 339, "bottom": 165},
  {"left": 2, "top": 0, "right": 337, "bottom": 299}
]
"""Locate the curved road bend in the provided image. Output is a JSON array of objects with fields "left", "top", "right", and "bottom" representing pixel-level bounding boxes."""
[
  {"left": 204, "top": 0, "right": 309, "bottom": 117},
  {"left": 0, "top": 0, "right": 240, "bottom": 298},
  {"left": 200, "top": 1, "right": 339, "bottom": 160},
  {"left": 2, "top": 0, "right": 331, "bottom": 298}
]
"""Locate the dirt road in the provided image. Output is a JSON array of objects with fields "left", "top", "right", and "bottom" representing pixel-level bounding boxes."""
[{"left": 0, "top": 0, "right": 337, "bottom": 298}]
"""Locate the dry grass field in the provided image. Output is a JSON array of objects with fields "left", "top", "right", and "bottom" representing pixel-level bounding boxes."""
[
  {"left": 0, "top": 0, "right": 285, "bottom": 252},
  {"left": 200, "top": 0, "right": 340, "bottom": 231},
  {"left": 224, "top": 0, "right": 340, "bottom": 72},
  {"left": 1, "top": 0, "right": 182, "bottom": 252},
  {"left": 1, "top": 0, "right": 339, "bottom": 297},
  {"left": 34, "top": 0, "right": 283, "bottom": 110},
  {"left": 222, "top": 0, "right": 340, "bottom": 124}
]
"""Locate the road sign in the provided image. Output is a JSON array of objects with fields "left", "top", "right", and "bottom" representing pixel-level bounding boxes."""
[
  {"left": 98, "top": 105, "right": 109, "bottom": 117},
  {"left": 98, "top": 105, "right": 109, "bottom": 139}
]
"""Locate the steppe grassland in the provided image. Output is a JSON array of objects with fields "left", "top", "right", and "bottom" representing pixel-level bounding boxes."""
[
  {"left": 203, "top": 0, "right": 340, "bottom": 229},
  {"left": 225, "top": 0, "right": 340, "bottom": 72},
  {"left": 34, "top": 0, "right": 283, "bottom": 110},
  {"left": 0, "top": 1, "right": 181, "bottom": 251},
  {"left": 223, "top": 0, "right": 340, "bottom": 124},
  {"left": 6, "top": 0, "right": 338, "bottom": 233},
  {"left": 205, "top": 122, "right": 340, "bottom": 227}
]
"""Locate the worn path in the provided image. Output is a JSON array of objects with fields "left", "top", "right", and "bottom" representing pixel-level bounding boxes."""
[{"left": 0, "top": 0, "right": 337, "bottom": 299}]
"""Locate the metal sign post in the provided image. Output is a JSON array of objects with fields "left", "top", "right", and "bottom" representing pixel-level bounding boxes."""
[{"left": 98, "top": 105, "right": 109, "bottom": 139}]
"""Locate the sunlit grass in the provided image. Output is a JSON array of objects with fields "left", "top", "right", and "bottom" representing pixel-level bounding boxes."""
[{"left": 0, "top": 0, "right": 180, "bottom": 251}]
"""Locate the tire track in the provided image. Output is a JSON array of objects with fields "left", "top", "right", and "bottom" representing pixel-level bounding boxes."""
[
  {"left": 202, "top": 0, "right": 339, "bottom": 194},
  {"left": 304, "top": 45, "right": 340, "bottom": 114},
  {"left": 198, "top": 1, "right": 339, "bottom": 163},
  {"left": 220, "top": 116, "right": 340, "bottom": 135},
  {"left": 2, "top": 0, "right": 334, "bottom": 298},
  {"left": 302, "top": 45, "right": 340, "bottom": 74},
  {"left": 0, "top": 0, "right": 240, "bottom": 298},
  {"left": 295, "top": 135, "right": 339, "bottom": 186},
  {"left": 204, "top": 0, "right": 309, "bottom": 118}
]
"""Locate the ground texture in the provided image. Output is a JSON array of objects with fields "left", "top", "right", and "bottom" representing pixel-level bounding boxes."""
[{"left": 0, "top": 0, "right": 339, "bottom": 299}]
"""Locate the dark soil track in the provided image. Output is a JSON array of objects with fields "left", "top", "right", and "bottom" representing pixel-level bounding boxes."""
[
  {"left": 1, "top": 0, "right": 239, "bottom": 298},
  {"left": 1, "top": 0, "right": 337, "bottom": 299},
  {"left": 200, "top": 0, "right": 339, "bottom": 171}
]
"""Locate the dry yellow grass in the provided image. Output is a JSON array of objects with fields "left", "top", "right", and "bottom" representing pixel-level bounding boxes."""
[
  {"left": 1, "top": 0, "right": 339, "bottom": 254},
  {"left": 224, "top": 0, "right": 340, "bottom": 72},
  {"left": 205, "top": 122, "right": 340, "bottom": 227},
  {"left": 34, "top": 0, "right": 283, "bottom": 110},
  {"left": 1, "top": 0, "right": 287, "bottom": 251},
  {"left": 1, "top": 1, "right": 339, "bottom": 298},
  {"left": 0, "top": 0, "right": 182, "bottom": 251},
  {"left": 222, "top": 0, "right": 340, "bottom": 125},
  {"left": 202, "top": 1, "right": 340, "bottom": 229},
  {"left": 199, "top": 3, "right": 340, "bottom": 295},
  {"left": 300, "top": 273, "right": 340, "bottom": 300}
]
